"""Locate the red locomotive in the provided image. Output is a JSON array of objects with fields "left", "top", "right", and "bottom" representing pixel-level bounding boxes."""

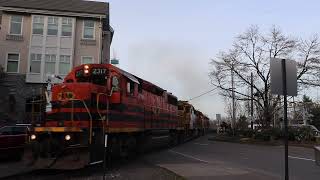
[{"left": 26, "top": 64, "right": 209, "bottom": 169}]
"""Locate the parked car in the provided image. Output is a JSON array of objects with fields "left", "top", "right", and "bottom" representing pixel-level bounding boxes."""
[
  {"left": 289, "top": 124, "right": 320, "bottom": 137},
  {"left": 306, "top": 125, "right": 320, "bottom": 137},
  {"left": 0, "top": 125, "right": 30, "bottom": 160}
]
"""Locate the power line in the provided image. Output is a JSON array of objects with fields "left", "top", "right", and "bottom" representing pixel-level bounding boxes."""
[{"left": 188, "top": 87, "right": 219, "bottom": 101}]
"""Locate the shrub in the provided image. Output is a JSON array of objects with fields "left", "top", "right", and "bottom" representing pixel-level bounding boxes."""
[
  {"left": 286, "top": 126, "right": 316, "bottom": 142},
  {"left": 237, "top": 129, "right": 254, "bottom": 137},
  {"left": 236, "top": 115, "right": 249, "bottom": 130},
  {"left": 270, "top": 128, "right": 282, "bottom": 140},
  {"left": 295, "top": 127, "right": 315, "bottom": 142},
  {"left": 287, "top": 127, "right": 296, "bottom": 141},
  {"left": 251, "top": 128, "right": 282, "bottom": 141},
  {"left": 225, "top": 128, "right": 234, "bottom": 136},
  {"left": 254, "top": 129, "right": 272, "bottom": 141}
]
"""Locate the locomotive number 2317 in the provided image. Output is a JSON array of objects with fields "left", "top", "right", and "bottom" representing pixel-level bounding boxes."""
[{"left": 92, "top": 68, "right": 107, "bottom": 75}]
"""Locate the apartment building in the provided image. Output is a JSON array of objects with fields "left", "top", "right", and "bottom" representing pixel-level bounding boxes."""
[{"left": 0, "top": 0, "right": 113, "bottom": 125}]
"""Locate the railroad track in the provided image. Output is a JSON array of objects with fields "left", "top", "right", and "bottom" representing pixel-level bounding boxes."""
[
  {"left": 2, "top": 135, "right": 201, "bottom": 180},
  {"left": 1, "top": 159, "right": 130, "bottom": 180},
  {"left": 2, "top": 165, "right": 97, "bottom": 180},
  {"left": 2, "top": 147, "right": 157, "bottom": 180}
]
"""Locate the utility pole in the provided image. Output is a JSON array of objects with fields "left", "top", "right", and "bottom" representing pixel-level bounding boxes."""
[
  {"left": 251, "top": 72, "right": 254, "bottom": 129},
  {"left": 231, "top": 66, "right": 236, "bottom": 133}
]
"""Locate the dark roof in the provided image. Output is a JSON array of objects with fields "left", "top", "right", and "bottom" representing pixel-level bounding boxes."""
[{"left": 0, "top": 0, "right": 108, "bottom": 15}]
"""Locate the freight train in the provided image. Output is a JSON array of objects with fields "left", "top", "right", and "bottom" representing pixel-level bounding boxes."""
[{"left": 26, "top": 64, "right": 210, "bottom": 169}]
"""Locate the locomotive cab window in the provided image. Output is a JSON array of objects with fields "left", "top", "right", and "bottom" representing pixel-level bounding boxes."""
[
  {"left": 127, "top": 80, "right": 138, "bottom": 96},
  {"left": 138, "top": 83, "right": 142, "bottom": 93},
  {"left": 126, "top": 80, "right": 136, "bottom": 96},
  {"left": 185, "top": 106, "right": 191, "bottom": 113}
]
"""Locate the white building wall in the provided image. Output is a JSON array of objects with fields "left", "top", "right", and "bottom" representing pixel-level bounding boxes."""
[{"left": 26, "top": 15, "right": 75, "bottom": 83}]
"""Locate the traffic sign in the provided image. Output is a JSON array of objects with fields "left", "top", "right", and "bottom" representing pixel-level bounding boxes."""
[{"left": 270, "top": 58, "right": 297, "bottom": 96}]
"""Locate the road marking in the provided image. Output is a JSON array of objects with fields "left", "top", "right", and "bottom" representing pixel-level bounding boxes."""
[
  {"left": 194, "top": 143, "right": 209, "bottom": 146},
  {"left": 69, "top": 144, "right": 81, "bottom": 147},
  {"left": 288, "top": 156, "right": 315, "bottom": 162},
  {"left": 152, "top": 135, "right": 169, "bottom": 140},
  {"left": 89, "top": 160, "right": 103, "bottom": 165},
  {"left": 169, "top": 150, "right": 210, "bottom": 163}
]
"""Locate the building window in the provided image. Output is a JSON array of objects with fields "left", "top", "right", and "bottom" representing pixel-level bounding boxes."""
[
  {"left": 30, "top": 53, "right": 41, "bottom": 73},
  {"left": 47, "top": 17, "right": 58, "bottom": 36},
  {"left": 59, "top": 55, "right": 71, "bottom": 74},
  {"left": 33, "top": 16, "right": 44, "bottom": 35},
  {"left": 83, "top": 20, "right": 94, "bottom": 39},
  {"left": 62, "top": 18, "right": 72, "bottom": 37},
  {"left": 81, "top": 56, "right": 93, "bottom": 64},
  {"left": 45, "top": 54, "right": 56, "bottom": 75},
  {"left": 10, "top": 15, "right": 22, "bottom": 35},
  {"left": 6, "top": 53, "right": 19, "bottom": 73}
]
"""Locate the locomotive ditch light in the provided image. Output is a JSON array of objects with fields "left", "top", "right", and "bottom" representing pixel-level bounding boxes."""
[
  {"left": 65, "top": 134, "right": 71, "bottom": 141},
  {"left": 30, "top": 134, "right": 36, "bottom": 140}
]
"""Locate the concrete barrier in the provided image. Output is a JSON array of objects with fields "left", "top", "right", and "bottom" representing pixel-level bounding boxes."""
[{"left": 315, "top": 146, "right": 320, "bottom": 166}]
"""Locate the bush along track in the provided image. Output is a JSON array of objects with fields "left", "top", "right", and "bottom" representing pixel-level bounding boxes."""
[{"left": 209, "top": 127, "right": 320, "bottom": 148}]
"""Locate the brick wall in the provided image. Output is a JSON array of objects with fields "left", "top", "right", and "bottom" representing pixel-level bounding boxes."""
[{"left": 0, "top": 74, "right": 44, "bottom": 126}]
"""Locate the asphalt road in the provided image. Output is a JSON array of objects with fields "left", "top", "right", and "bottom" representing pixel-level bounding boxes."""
[
  {"left": 1, "top": 135, "right": 319, "bottom": 180},
  {"left": 143, "top": 135, "right": 320, "bottom": 180}
]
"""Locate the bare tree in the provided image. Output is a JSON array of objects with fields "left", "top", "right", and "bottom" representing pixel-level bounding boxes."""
[
  {"left": 223, "top": 97, "right": 242, "bottom": 121},
  {"left": 210, "top": 25, "right": 320, "bottom": 128}
]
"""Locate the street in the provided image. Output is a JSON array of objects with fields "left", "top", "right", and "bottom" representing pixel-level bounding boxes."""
[
  {"left": 143, "top": 135, "right": 320, "bottom": 180},
  {"left": 2, "top": 135, "right": 320, "bottom": 180},
  {"left": 2, "top": 0, "right": 320, "bottom": 180}
]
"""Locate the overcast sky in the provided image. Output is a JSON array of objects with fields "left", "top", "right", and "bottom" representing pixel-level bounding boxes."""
[{"left": 96, "top": 0, "right": 320, "bottom": 119}]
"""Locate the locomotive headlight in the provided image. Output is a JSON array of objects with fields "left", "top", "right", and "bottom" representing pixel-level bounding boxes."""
[
  {"left": 84, "top": 69, "right": 89, "bottom": 74},
  {"left": 84, "top": 65, "right": 89, "bottom": 69},
  {"left": 65, "top": 134, "right": 71, "bottom": 141},
  {"left": 30, "top": 134, "right": 36, "bottom": 140}
]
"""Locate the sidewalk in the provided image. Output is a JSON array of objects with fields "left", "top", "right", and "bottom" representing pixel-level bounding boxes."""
[{"left": 155, "top": 154, "right": 281, "bottom": 180}]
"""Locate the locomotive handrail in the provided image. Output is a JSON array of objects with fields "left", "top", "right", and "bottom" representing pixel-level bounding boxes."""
[
  {"left": 77, "top": 99, "right": 93, "bottom": 144},
  {"left": 96, "top": 93, "right": 109, "bottom": 134},
  {"left": 96, "top": 93, "right": 109, "bottom": 121},
  {"left": 71, "top": 99, "right": 74, "bottom": 123},
  {"left": 61, "top": 98, "right": 93, "bottom": 144}
]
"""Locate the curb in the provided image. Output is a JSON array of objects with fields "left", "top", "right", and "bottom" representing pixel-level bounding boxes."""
[{"left": 208, "top": 137, "right": 317, "bottom": 148}]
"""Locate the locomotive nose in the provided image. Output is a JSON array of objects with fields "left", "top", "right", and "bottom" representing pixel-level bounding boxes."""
[{"left": 25, "top": 130, "right": 89, "bottom": 170}]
